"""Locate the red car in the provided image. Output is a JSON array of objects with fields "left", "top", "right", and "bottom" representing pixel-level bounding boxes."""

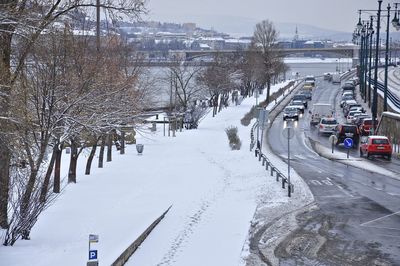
[
  {"left": 360, "top": 136, "right": 393, "bottom": 160},
  {"left": 359, "top": 118, "right": 378, "bottom": 135}
]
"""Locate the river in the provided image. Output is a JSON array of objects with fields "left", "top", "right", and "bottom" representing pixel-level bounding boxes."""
[{"left": 144, "top": 58, "right": 353, "bottom": 108}]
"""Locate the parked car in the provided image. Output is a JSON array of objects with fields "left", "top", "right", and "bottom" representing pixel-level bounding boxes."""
[
  {"left": 360, "top": 136, "right": 392, "bottom": 160},
  {"left": 292, "top": 94, "right": 308, "bottom": 108},
  {"left": 346, "top": 110, "right": 362, "bottom": 124},
  {"left": 354, "top": 115, "right": 371, "bottom": 128},
  {"left": 283, "top": 106, "right": 299, "bottom": 121},
  {"left": 342, "top": 90, "right": 354, "bottom": 97},
  {"left": 352, "top": 112, "right": 368, "bottom": 124},
  {"left": 350, "top": 77, "right": 359, "bottom": 85},
  {"left": 340, "top": 94, "right": 354, "bottom": 108},
  {"left": 318, "top": 117, "right": 338, "bottom": 134},
  {"left": 359, "top": 118, "right": 378, "bottom": 135},
  {"left": 342, "top": 99, "right": 357, "bottom": 111},
  {"left": 344, "top": 103, "right": 363, "bottom": 116},
  {"left": 348, "top": 106, "right": 365, "bottom": 114},
  {"left": 289, "top": 100, "right": 305, "bottom": 113},
  {"left": 335, "top": 124, "right": 360, "bottom": 148},
  {"left": 342, "top": 83, "right": 355, "bottom": 92}
]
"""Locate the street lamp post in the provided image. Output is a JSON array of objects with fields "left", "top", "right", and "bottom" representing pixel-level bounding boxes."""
[
  {"left": 364, "top": 24, "right": 369, "bottom": 103},
  {"left": 372, "top": 0, "right": 382, "bottom": 135},
  {"left": 358, "top": 1, "right": 400, "bottom": 129},
  {"left": 384, "top": 3, "right": 391, "bottom": 111},
  {"left": 368, "top": 17, "right": 374, "bottom": 108}
]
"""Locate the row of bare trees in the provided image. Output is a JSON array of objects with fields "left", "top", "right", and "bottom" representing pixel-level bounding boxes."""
[
  {"left": 166, "top": 19, "right": 287, "bottom": 118},
  {"left": 0, "top": 0, "right": 148, "bottom": 245}
]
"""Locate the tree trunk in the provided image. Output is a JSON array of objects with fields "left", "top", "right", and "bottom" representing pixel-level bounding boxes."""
[
  {"left": 85, "top": 142, "right": 98, "bottom": 175},
  {"left": 40, "top": 146, "right": 57, "bottom": 203},
  {"left": 98, "top": 134, "right": 106, "bottom": 168},
  {"left": 20, "top": 168, "right": 39, "bottom": 221},
  {"left": 0, "top": 24, "right": 13, "bottom": 229},
  {"left": 266, "top": 78, "right": 271, "bottom": 104},
  {"left": 120, "top": 131, "right": 125, "bottom": 155},
  {"left": 68, "top": 139, "right": 78, "bottom": 183},
  {"left": 53, "top": 143, "right": 63, "bottom": 193},
  {"left": 0, "top": 146, "right": 10, "bottom": 229},
  {"left": 106, "top": 133, "right": 112, "bottom": 162}
]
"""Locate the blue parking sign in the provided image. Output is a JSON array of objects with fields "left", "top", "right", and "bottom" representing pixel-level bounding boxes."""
[
  {"left": 344, "top": 138, "right": 353, "bottom": 149},
  {"left": 89, "top": 250, "right": 98, "bottom": 260}
]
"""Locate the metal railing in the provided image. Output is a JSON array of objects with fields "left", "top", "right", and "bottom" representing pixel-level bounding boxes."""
[
  {"left": 375, "top": 81, "right": 400, "bottom": 110},
  {"left": 254, "top": 147, "right": 294, "bottom": 196}
]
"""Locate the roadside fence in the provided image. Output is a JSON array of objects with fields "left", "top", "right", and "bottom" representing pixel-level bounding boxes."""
[{"left": 254, "top": 147, "right": 294, "bottom": 196}]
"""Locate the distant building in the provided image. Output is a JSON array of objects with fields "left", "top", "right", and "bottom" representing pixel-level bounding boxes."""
[
  {"left": 277, "top": 41, "right": 292, "bottom": 49},
  {"left": 183, "top": 23, "right": 196, "bottom": 33}
]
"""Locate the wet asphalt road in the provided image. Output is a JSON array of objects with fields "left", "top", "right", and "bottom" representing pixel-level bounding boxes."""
[{"left": 267, "top": 77, "right": 400, "bottom": 265}]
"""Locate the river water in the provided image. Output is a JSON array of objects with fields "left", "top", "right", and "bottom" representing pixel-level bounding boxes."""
[{"left": 145, "top": 58, "right": 353, "bottom": 108}]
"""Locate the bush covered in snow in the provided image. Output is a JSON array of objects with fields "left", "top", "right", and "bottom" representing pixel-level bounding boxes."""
[{"left": 225, "top": 126, "right": 242, "bottom": 150}]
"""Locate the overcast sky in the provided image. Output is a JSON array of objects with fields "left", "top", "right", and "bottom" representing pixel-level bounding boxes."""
[{"left": 147, "top": 0, "right": 385, "bottom": 36}]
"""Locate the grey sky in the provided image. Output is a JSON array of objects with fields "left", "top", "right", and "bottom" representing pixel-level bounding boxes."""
[{"left": 147, "top": 0, "right": 385, "bottom": 36}]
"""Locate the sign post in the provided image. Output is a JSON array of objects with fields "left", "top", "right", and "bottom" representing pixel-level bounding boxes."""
[
  {"left": 343, "top": 137, "right": 353, "bottom": 159},
  {"left": 282, "top": 127, "right": 294, "bottom": 197},
  {"left": 329, "top": 135, "right": 338, "bottom": 154},
  {"left": 87, "top": 234, "right": 99, "bottom": 266}
]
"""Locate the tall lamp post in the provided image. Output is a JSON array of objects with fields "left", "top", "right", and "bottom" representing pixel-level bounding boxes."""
[
  {"left": 356, "top": 15, "right": 372, "bottom": 103},
  {"left": 372, "top": 0, "right": 382, "bottom": 135},
  {"left": 368, "top": 17, "right": 374, "bottom": 108},
  {"left": 383, "top": 3, "right": 391, "bottom": 111}
]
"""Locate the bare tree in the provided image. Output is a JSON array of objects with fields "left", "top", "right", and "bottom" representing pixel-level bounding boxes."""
[
  {"left": 0, "top": 0, "right": 146, "bottom": 236},
  {"left": 252, "top": 20, "right": 286, "bottom": 103},
  {"left": 197, "top": 53, "right": 239, "bottom": 116},
  {"left": 165, "top": 57, "right": 203, "bottom": 112}
]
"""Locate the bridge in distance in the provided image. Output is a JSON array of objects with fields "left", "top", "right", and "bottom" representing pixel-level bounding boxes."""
[{"left": 139, "top": 47, "right": 400, "bottom": 67}]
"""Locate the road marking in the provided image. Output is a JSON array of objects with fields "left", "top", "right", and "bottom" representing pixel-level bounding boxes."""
[
  {"left": 360, "top": 210, "right": 400, "bottom": 226},
  {"left": 310, "top": 180, "right": 322, "bottom": 185},
  {"left": 322, "top": 180, "right": 334, "bottom": 185},
  {"left": 336, "top": 184, "right": 354, "bottom": 197}
]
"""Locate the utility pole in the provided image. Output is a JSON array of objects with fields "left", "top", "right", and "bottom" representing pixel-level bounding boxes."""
[{"left": 96, "top": 0, "right": 101, "bottom": 52}]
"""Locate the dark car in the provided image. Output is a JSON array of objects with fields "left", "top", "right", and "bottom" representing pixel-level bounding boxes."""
[
  {"left": 342, "top": 83, "right": 355, "bottom": 91},
  {"left": 335, "top": 124, "right": 360, "bottom": 148},
  {"left": 300, "top": 90, "right": 312, "bottom": 100},
  {"left": 292, "top": 94, "right": 308, "bottom": 109},
  {"left": 283, "top": 106, "right": 299, "bottom": 121}
]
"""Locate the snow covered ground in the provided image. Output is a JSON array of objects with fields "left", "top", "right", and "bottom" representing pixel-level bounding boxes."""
[{"left": 0, "top": 82, "right": 313, "bottom": 266}]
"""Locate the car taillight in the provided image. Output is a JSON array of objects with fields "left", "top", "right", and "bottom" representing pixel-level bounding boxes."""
[{"left": 320, "top": 125, "right": 323, "bottom": 128}]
